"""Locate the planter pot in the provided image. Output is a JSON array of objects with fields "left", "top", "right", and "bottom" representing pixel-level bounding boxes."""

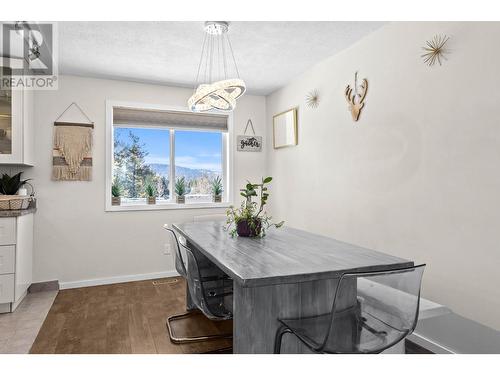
[
  {"left": 176, "top": 195, "right": 185, "bottom": 204},
  {"left": 147, "top": 197, "right": 156, "bottom": 205},
  {"left": 112, "top": 197, "right": 121, "bottom": 206},
  {"left": 236, "top": 218, "right": 262, "bottom": 237},
  {"left": 214, "top": 195, "right": 222, "bottom": 203}
]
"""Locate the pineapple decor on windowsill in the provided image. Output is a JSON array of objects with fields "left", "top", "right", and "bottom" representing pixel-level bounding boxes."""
[
  {"left": 175, "top": 176, "right": 187, "bottom": 204},
  {"left": 111, "top": 183, "right": 121, "bottom": 206},
  {"left": 211, "top": 176, "right": 223, "bottom": 203},
  {"left": 145, "top": 183, "right": 156, "bottom": 205}
]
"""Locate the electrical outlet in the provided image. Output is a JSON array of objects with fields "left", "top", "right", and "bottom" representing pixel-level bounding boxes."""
[{"left": 163, "top": 243, "right": 172, "bottom": 255}]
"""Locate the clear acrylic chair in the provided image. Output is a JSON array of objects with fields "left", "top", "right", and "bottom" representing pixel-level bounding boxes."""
[
  {"left": 164, "top": 224, "right": 187, "bottom": 277},
  {"left": 184, "top": 245, "right": 233, "bottom": 321},
  {"left": 274, "top": 264, "right": 426, "bottom": 354},
  {"left": 163, "top": 224, "right": 233, "bottom": 344}
]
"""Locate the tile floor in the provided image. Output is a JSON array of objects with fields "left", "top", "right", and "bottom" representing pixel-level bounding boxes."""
[{"left": 0, "top": 291, "right": 58, "bottom": 354}]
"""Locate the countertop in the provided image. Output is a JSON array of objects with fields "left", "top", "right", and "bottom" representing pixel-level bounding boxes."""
[{"left": 0, "top": 206, "right": 37, "bottom": 217}]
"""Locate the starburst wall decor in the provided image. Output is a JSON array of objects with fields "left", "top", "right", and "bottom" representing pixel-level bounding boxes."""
[
  {"left": 305, "top": 89, "right": 320, "bottom": 109},
  {"left": 421, "top": 34, "right": 450, "bottom": 66}
]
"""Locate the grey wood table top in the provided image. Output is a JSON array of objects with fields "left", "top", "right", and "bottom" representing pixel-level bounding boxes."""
[{"left": 173, "top": 221, "right": 413, "bottom": 288}]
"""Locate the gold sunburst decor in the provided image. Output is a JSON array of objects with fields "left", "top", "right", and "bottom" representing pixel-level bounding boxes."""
[
  {"left": 421, "top": 34, "right": 450, "bottom": 66},
  {"left": 305, "top": 89, "right": 320, "bottom": 109}
]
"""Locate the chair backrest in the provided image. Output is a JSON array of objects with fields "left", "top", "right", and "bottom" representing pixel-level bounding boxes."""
[
  {"left": 163, "top": 224, "right": 187, "bottom": 277},
  {"left": 182, "top": 244, "right": 232, "bottom": 320},
  {"left": 164, "top": 217, "right": 225, "bottom": 276},
  {"left": 322, "top": 264, "right": 426, "bottom": 353}
]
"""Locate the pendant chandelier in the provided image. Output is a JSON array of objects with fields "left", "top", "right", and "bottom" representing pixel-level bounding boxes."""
[{"left": 188, "top": 21, "right": 246, "bottom": 112}]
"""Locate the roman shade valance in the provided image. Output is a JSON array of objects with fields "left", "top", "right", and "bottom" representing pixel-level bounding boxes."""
[{"left": 113, "top": 107, "right": 228, "bottom": 132}]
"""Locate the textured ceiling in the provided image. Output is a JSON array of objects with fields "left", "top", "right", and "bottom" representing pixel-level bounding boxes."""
[{"left": 58, "top": 21, "right": 384, "bottom": 95}]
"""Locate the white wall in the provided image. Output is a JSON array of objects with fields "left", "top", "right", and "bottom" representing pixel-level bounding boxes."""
[
  {"left": 266, "top": 22, "right": 500, "bottom": 330},
  {"left": 26, "top": 75, "right": 267, "bottom": 288}
]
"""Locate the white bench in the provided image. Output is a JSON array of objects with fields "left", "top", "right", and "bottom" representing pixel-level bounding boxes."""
[
  {"left": 359, "top": 279, "right": 500, "bottom": 353},
  {"left": 409, "top": 311, "right": 500, "bottom": 354}
]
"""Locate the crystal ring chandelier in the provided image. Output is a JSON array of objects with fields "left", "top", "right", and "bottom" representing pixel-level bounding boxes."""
[{"left": 188, "top": 21, "right": 246, "bottom": 112}]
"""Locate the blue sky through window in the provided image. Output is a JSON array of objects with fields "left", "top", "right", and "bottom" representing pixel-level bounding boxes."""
[{"left": 115, "top": 128, "right": 222, "bottom": 172}]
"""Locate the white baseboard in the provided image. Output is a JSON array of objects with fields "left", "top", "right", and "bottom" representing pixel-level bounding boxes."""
[{"left": 59, "top": 270, "right": 180, "bottom": 290}]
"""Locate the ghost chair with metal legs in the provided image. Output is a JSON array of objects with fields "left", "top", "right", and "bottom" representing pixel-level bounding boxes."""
[
  {"left": 184, "top": 245, "right": 233, "bottom": 319},
  {"left": 163, "top": 224, "right": 233, "bottom": 344},
  {"left": 274, "top": 264, "right": 426, "bottom": 354}
]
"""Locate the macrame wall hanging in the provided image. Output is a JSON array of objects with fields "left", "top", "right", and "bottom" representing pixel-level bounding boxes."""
[{"left": 52, "top": 103, "right": 94, "bottom": 181}]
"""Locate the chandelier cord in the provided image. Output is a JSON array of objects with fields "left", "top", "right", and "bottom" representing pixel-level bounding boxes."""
[
  {"left": 217, "top": 33, "right": 221, "bottom": 82},
  {"left": 203, "top": 34, "right": 210, "bottom": 85},
  {"left": 209, "top": 33, "right": 214, "bottom": 83},
  {"left": 194, "top": 24, "right": 239, "bottom": 87},
  {"left": 222, "top": 31, "right": 227, "bottom": 80},
  {"left": 226, "top": 33, "right": 240, "bottom": 78},
  {"left": 194, "top": 32, "right": 208, "bottom": 91}
]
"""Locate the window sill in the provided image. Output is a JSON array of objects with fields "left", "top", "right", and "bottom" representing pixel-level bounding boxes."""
[{"left": 105, "top": 202, "right": 232, "bottom": 212}]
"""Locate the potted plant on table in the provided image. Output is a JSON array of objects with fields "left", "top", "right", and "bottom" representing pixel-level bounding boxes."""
[
  {"left": 111, "top": 183, "right": 121, "bottom": 206},
  {"left": 145, "top": 183, "right": 156, "bottom": 205},
  {"left": 225, "top": 176, "right": 284, "bottom": 237},
  {"left": 211, "top": 176, "right": 223, "bottom": 203},
  {"left": 175, "top": 176, "right": 187, "bottom": 204}
]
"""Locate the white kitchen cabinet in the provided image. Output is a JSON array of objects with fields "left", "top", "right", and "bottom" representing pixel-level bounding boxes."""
[
  {"left": 0, "top": 213, "right": 34, "bottom": 313},
  {"left": 0, "top": 58, "right": 35, "bottom": 166}
]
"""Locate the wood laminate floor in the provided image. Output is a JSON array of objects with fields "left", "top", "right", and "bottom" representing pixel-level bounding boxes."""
[{"left": 30, "top": 277, "right": 232, "bottom": 354}]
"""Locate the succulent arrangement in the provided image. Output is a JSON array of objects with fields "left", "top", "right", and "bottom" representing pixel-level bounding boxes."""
[
  {"left": 0, "top": 172, "right": 31, "bottom": 195},
  {"left": 175, "top": 176, "right": 188, "bottom": 204},
  {"left": 145, "top": 183, "right": 156, "bottom": 204},
  {"left": 111, "top": 183, "right": 121, "bottom": 198},
  {"left": 111, "top": 182, "right": 122, "bottom": 205},
  {"left": 211, "top": 176, "right": 223, "bottom": 202},
  {"left": 225, "top": 176, "right": 284, "bottom": 237}
]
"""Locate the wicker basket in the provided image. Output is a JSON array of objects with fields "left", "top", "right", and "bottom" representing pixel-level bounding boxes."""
[{"left": 0, "top": 195, "right": 31, "bottom": 210}]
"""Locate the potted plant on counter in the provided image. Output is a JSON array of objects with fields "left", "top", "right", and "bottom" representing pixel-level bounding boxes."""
[
  {"left": 0, "top": 172, "right": 31, "bottom": 195},
  {"left": 111, "top": 183, "right": 121, "bottom": 206},
  {"left": 145, "top": 183, "right": 156, "bottom": 205},
  {"left": 211, "top": 176, "right": 223, "bottom": 203},
  {"left": 175, "top": 176, "right": 187, "bottom": 204},
  {"left": 225, "top": 176, "right": 284, "bottom": 237},
  {"left": 0, "top": 172, "right": 33, "bottom": 210}
]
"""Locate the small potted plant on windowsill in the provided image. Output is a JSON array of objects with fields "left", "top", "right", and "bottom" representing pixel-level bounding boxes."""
[
  {"left": 145, "top": 183, "right": 156, "bottom": 205},
  {"left": 225, "top": 176, "right": 284, "bottom": 237},
  {"left": 111, "top": 183, "right": 121, "bottom": 206},
  {"left": 211, "top": 176, "right": 223, "bottom": 203},
  {"left": 175, "top": 176, "right": 187, "bottom": 204}
]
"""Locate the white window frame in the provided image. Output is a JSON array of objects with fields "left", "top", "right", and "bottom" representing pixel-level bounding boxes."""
[{"left": 105, "top": 100, "right": 233, "bottom": 212}]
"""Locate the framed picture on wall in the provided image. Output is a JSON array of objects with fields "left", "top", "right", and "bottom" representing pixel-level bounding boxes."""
[{"left": 273, "top": 108, "right": 297, "bottom": 149}]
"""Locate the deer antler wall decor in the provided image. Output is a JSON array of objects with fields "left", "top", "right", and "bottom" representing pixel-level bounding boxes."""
[{"left": 345, "top": 72, "right": 368, "bottom": 122}]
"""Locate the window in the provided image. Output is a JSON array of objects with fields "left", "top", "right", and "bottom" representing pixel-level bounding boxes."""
[
  {"left": 113, "top": 127, "right": 171, "bottom": 203},
  {"left": 175, "top": 130, "right": 223, "bottom": 204},
  {"left": 106, "top": 102, "right": 231, "bottom": 210}
]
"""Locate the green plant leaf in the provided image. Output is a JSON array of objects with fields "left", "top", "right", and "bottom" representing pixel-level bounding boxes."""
[
  {"left": 275, "top": 221, "right": 285, "bottom": 228},
  {"left": 263, "top": 177, "right": 272, "bottom": 183},
  {"left": 0, "top": 172, "right": 30, "bottom": 195}
]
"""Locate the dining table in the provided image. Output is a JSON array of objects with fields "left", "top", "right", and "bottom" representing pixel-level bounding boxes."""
[{"left": 172, "top": 221, "right": 413, "bottom": 354}]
